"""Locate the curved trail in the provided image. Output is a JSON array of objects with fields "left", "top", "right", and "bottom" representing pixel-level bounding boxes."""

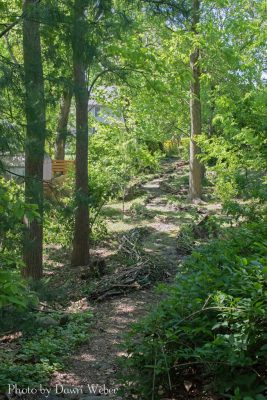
[{"left": 50, "top": 159, "right": 212, "bottom": 398}]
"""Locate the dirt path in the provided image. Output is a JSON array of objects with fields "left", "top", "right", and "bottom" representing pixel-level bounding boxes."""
[
  {"left": 50, "top": 289, "right": 160, "bottom": 397},
  {"left": 50, "top": 158, "right": 213, "bottom": 397}
]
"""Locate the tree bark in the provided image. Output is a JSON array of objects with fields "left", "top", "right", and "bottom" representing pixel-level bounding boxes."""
[
  {"left": 55, "top": 89, "right": 72, "bottom": 160},
  {"left": 22, "top": 0, "right": 46, "bottom": 279},
  {"left": 71, "top": 0, "right": 90, "bottom": 267},
  {"left": 189, "top": 0, "right": 202, "bottom": 201}
]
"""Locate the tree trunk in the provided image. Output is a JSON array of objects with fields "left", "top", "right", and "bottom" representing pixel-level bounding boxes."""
[
  {"left": 189, "top": 0, "right": 202, "bottom": 201},
  {"left": 71, "top": 0, "right": 90, "bottom": 267},
  {"left": 22, "top": 0, "right": 46, "bottom": 279},
  {"left": 55, "top": 89, "right": 72, "bottom": 160}
]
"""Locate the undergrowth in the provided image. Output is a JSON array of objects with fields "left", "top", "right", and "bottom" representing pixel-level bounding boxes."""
[
  {"left": 120, "top": 221, "right": 267, "bottom": 400},
  {"left": 0, "top": 310, "right": 92, "bottom": 391}
]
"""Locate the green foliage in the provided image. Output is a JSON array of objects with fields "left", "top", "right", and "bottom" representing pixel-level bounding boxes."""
[
  {"left": 44, "top": 205, "right": 74, "bottom": 249},
  {"left": 176, "top": 215, "right": 221, "bottom": 256},
  {"left": 1, "top": 0, "right": 267, "bottom": 396},
  {"left": 176, "top": 224, "right": 195, "bottom": 255},
  {"left": 0, "top": 267, "right": 34, "bottom": 310},
  {"left": 0, "top": 178, "right": 38, "bottom": 309},
  {"left": 43, "top": 169, "right": 114, "bottom": 247},
  {"left": 223, "top": 200, "right": 264, "bottom": 224},
  {"left": 0, "top": 310, "right": 93, "bottom": 390},
  {"left": 121, "top": 222, "right": 267, "bottom": 399},
  {"left": 43, "top": 171, "right": 75, "bottom": 248},
  {"left": 89, "top": 117, "right": 162, "bottom": 201},
  {"left": 90, "top": 214, "right": 108, "bottom": 243},
  {"left": 0, "top": 178, "right": 39, "bottom": 252},
  {"left": 198, "top": 131, "right": 267, "bottom": 203}
]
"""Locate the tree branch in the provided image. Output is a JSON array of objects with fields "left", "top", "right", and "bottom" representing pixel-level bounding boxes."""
[
  {"left": 0, "top": 17, "right": 23, "bottom": 39},
  {"left": 0, "top": 0, "right": 42, "bottom": 39},
  {"left": 88, "top": 69, "right": 111, "bottom": 97}
]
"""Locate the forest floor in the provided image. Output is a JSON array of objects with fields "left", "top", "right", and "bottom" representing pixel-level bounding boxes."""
[
  {"left": 46, "top": 158, "right": 220, "bottom": 399},
  {"left": 0, "top": 158, "right": 221, "bottom": 400}
]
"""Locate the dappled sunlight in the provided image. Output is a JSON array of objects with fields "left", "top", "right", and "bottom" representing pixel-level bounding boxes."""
[
  {"left": 72, "top": 354, "right": 97, "bottom": 362},
  {"left": 6, "top": 158, "right": 222, "bottom": 393},
  {"left": 1, "top": 0, "right": 265, "bottom": 395},
  {"left": 49, "top": 289, "right": 160, "bottom": 390}
]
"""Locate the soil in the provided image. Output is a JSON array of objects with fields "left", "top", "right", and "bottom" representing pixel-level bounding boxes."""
[
  {"left": 48, "top": 158, "right": 218, "bottom": 399},
  {"left": 50, "top": 289, "right": 160, "bottom": 396},
  {"left": 1, "top": 158, "right": 219, "bottom": 400}
]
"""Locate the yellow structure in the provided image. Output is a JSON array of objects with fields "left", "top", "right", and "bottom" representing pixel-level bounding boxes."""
[
  {"left": 52, "top": 160, "right": 75, "bottom": 176},
  {"left": 163, "top": 139, "right": 180, "bottom": 154}
]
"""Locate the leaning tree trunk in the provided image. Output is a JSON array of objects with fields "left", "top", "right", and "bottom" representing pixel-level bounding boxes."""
[
  {"left": 189, "top": 0, "right": 202, "bottom": 201},
  {"left": 71, "top": 0, "right": 90, "bottom": 267},
  {"left": 22, "top": 0, "right": 46, "bottom": 279},
  {"left": 55, "top": 89, "right": 72, "bottom": 160}
]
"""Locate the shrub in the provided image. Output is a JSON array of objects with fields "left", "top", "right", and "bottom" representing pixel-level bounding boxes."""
[
  {"left": 0, "top": 262, "right": 34, "bottom": 309},
  {"left": 121, "top": 222, "right": 267, "bottom": 399},
  {"left": 0, "top": 178, "right": 39, "bottom": 310}
]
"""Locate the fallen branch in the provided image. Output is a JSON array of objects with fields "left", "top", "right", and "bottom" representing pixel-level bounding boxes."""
[{"left": 89, "top": 228, "right": 171, "bottom": 301}]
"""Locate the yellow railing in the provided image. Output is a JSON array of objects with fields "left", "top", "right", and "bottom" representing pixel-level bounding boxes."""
[{"left": 52, "top": 160, "right": 75, "bottom": 176}]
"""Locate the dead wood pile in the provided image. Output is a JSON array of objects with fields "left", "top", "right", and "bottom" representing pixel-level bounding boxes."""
[{"left": 89, "top": 228, "right": 170, "bottom": 301}]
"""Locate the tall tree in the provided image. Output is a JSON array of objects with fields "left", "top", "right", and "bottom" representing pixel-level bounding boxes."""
[
  {"left": 22, "top": 0, "right": 46, "bottom": 279},
  {"left": 71, "top": 0, "right": 90, "bottom": 266},
  {"left": 55, "top": 88, "right": 72, "bottom": 160},
  {"left": 188, "top": 0, "right": 202, "bottom": 200},
  {"left": 142, "top": 0, "right": 203, "bottom": 200}
]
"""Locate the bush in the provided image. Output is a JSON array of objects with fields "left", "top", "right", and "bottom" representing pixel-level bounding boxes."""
[
  {"left": 223, "top": 200, "right": 263, "bottom": 224},
  {"left": 121, "top": 222, "right": 267, "bottom": 399},
  {"left": 44, "top": 204, "right": 74, "bottom": 248},
  {"left": 0, "top": 178, "right": 39, "bottom": 310},
  {"left": 197, "top": 133, "right": 267, "bottom": 203},
  {"left": 0, "top": 263, "right": 34, "bottom": 309},
  {"left": 0, "top": 177, "right": 39, "bottom": 253}
]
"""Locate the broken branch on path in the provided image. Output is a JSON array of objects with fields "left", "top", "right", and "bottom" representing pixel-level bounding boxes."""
[{"left": 89, "top": 228, "right": 171, "bottom": 301}]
